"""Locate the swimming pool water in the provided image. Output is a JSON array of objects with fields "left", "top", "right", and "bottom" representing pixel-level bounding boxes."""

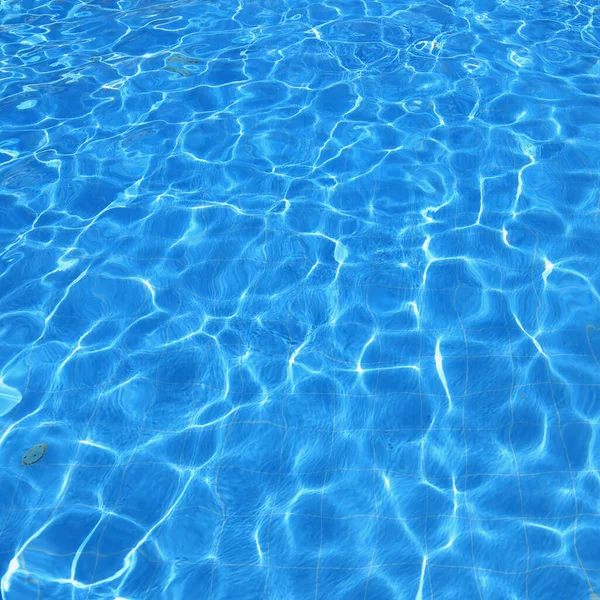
[{"left": 1, "top": 0, "right": 600, "bottom": 598}]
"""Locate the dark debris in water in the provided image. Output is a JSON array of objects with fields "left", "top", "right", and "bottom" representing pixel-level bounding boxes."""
[
  {"left": 165, "top": 54, "right": 200, "bottom": 77},
  {"left": 22, "top": 443, "right": 48, "bottom": 466}
]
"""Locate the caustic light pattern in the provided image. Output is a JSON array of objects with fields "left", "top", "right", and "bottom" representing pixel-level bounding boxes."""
[{"left": 0, "top": 0, "right": 600, "bottom": 599}]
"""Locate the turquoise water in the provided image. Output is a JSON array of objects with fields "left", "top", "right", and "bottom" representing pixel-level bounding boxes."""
[{"left": 1, "top": 0, "right": 600, "bottom": 598}]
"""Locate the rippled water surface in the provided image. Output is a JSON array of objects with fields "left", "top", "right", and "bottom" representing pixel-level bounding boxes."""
[{"left": 1, "top": 0, "right": 600, "bottom": 598}]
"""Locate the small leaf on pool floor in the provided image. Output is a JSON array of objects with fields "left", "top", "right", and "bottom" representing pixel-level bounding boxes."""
[{"left": 22, "top": 443, "right": 48, "bottom": 466}]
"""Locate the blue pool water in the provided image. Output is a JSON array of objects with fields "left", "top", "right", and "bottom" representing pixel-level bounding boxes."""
[{"left": 1, "top": 0, "right": 600, "bottom": 598}]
